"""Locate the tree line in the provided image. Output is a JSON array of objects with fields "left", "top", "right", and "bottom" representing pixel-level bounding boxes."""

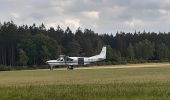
[{"left": 0, "top": 21, "right": 170, "bottom": 69}]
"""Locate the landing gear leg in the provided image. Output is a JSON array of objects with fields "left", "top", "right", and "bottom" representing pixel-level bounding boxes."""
[
  {"left": 50, "top": 66, "right": 53, "bottom": 71},
  {"left": 71, "top": 65, "right": 74, "bottom": 70}
]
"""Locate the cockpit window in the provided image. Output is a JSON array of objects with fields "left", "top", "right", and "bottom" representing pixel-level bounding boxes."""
[
  {"left": 66, "top": 58, "right": 73, "bottom": 61},
  {"left": 57, "top": 58, "right": 64, "bottom": 61},
  {"left": 57, "top": 57, "right": 73, "bottom": 61}
]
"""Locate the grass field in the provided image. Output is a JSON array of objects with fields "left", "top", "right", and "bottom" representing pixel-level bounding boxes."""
[{"left": 0, "top": 63, "right": 170, "bottom": 100}]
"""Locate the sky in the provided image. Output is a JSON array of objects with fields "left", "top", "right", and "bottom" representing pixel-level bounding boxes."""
[{"left": 1, "top": 0, "right": 170, "bottom": 34}]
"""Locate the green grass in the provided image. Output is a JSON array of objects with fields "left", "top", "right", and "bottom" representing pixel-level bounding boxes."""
[
  {"left": 0, "top": 82, "right": 170, "bottom": 100},
  {"left": 0, "top": 65, "right": 170, "bottom": 100}
]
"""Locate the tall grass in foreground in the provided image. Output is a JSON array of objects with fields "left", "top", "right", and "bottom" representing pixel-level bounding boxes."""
[{"left": 0, "top": 82, "right": 170, "bottom": 100}]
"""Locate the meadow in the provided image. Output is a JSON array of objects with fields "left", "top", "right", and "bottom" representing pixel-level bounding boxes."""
[{"left": 0, "top": 63, "right": 170, "bottom": 100}]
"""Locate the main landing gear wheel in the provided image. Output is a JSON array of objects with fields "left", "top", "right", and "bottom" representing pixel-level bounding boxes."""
[{"left": 67, "top": 65, "right": 74, "bottom": 70}]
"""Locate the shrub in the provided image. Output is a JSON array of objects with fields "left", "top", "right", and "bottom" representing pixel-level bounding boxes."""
[{"left": 0, "top": 65, "right": 12, "bottom": 71}]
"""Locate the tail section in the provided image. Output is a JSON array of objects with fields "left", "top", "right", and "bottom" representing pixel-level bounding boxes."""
[
  {"left": 88, "top": 46, "right": 107, "bottom": 62},
  {"left": 99, "top": 46, "right": 106, "bottom": 59}
]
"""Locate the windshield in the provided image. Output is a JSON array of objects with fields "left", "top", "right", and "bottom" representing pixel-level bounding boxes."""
[{"left": 57, "top": 58, "right": 64, "bottom": 61}]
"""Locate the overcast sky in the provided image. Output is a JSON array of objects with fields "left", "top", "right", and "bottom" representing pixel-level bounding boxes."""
[{"left": 1, "top": 0, "right": 170, "bottom": 34}]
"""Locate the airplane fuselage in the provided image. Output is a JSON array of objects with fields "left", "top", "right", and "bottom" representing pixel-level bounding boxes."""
[
  {"left": 46, "top": 46, "right": 106, "bottom": 70},
  {"left": 47, "top": 56, "right": 105, "bottom": 66}
]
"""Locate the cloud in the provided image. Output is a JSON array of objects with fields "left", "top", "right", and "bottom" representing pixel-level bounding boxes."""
[
  {"left": 64, "top": 18, "right": 80, "bottom": 29},
  {"left": 82, "top": 11, "right": 99, "bottom": 19},
  {"left": 11, "top": 13, "right": 20, "bottom": 19},
  {"left": 125, "top": 18, "right": 144, "bottom": 28},
  {"left": 158, "top": 9, "right": 170, "bottom": 16},
  {"left": 0, "top": 0, "right": 170, "bottom": 34}
]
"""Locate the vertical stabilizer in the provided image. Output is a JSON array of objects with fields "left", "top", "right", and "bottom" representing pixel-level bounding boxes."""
[{"left": 99, "top": 46, "right": 106, "bottom": 59}]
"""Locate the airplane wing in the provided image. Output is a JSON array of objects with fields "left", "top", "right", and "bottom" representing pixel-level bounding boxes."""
[{"left": 65, "top": 57, "right": 73, "bottom": 61}]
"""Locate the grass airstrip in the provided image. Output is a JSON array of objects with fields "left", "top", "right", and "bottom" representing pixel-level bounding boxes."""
[{"left": 0, "top": 63, "right": 170, "bottom": 100}]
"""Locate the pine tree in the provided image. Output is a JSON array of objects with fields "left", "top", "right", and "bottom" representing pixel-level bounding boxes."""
[
  {"left": 19, "top": 49, "right": 29, "bottom": 66},
  {"left": 127, "top": 43, "right": 135, "bottom": 60}
]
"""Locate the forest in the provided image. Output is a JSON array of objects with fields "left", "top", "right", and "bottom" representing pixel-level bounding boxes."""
[{"left": 0, "top": 21, "right": 170, "bottom": 69}]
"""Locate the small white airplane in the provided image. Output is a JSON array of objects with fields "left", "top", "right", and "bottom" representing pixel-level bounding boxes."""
[{"left": 46, "top": 46, "right": 106, "bottom": 70}]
